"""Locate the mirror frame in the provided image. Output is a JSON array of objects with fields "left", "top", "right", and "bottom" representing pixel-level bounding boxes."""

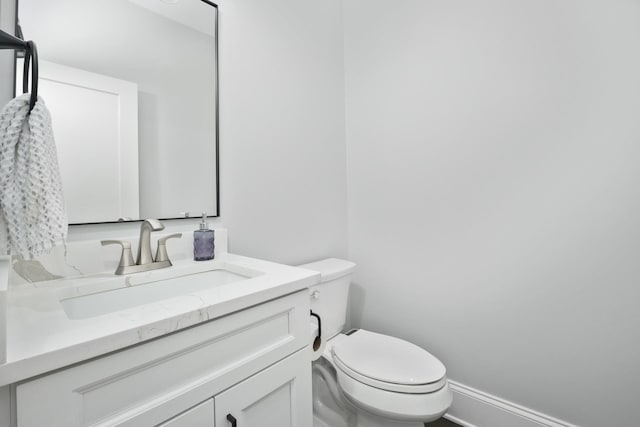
[{"left": 12, "top": 0, "right": 220, "bottom": 225}]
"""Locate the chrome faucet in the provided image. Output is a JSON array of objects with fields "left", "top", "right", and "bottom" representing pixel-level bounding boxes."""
[{"left": 101, "top": 219, "right": 182, "bottom": 275}]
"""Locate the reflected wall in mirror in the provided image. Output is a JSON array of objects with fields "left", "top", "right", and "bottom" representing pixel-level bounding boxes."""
[{"left": 15, "top": 0, "right": 219, "bottom": 224}]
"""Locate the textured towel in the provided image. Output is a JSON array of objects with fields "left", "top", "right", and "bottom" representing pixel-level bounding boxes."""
[{"left": 0, "top": 94, "right": 67, "bottom": 259}]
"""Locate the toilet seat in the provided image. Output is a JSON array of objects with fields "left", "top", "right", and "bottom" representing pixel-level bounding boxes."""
[
  {"left": 333, "top": 356, "right": 447, "bottom": 393},
  {"left": 330, "top": 330, "right": 447, "bottom": 394}
]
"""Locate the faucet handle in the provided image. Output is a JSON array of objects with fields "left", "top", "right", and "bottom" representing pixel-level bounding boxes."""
[
  {"left": 101, "top": 240, "right": 135, "bottom": 275},
  {"left": 155, "top": 233, "right": 182, "bottom": 263}
]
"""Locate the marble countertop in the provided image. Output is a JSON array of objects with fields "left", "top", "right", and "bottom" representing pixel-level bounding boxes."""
[{"left": 0, "top": 253, "right": 319, "bottom": 387}]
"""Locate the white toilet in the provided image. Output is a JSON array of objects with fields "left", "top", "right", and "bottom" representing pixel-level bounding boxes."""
[{"left": 300, "top": 258, "right": 452, "bottom": 427}]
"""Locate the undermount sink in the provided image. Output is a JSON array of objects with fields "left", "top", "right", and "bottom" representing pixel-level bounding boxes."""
[{"left": 60, "top": 265, "right": 260, "bottom": 320}]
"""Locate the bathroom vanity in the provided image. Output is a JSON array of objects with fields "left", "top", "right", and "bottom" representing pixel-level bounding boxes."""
[{"left": 0, "top": 232, "right": 319, "bottom": 427}]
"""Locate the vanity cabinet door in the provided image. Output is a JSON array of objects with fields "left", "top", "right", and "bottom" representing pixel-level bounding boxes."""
[
  {"left": 214, "top": 348, "right": 312, "bottom": 427},
  {"left": 157, "top": 399, "right": 214, "bottom": 427}
]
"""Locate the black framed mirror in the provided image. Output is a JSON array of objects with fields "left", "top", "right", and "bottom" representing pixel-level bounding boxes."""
[{"left": 14, "top": 0, "right": 219, "bottom": 224}]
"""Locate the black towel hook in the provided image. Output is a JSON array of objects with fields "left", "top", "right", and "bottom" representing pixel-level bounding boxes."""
[
  {"left": 0, "top": 28, "right": 39, "bottom": 112},
  {"left": 25, "top": 41, "right": 38, "bottom": 111}
]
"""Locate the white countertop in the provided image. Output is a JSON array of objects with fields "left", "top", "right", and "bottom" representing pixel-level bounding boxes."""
[{"left": 0, "top": 253, "right": 319, "bottom": 387}]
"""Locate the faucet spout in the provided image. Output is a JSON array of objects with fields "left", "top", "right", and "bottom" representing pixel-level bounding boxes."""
[{"left": 136, "top": 219, "right": 165, "bottom": 265}]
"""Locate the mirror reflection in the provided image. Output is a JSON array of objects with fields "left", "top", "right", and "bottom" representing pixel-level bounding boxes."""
[{"left": 16, "top": 0, "right": 219, "bottom": 224}]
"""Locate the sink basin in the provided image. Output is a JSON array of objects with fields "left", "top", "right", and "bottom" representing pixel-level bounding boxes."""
[{"left": 60, "top": 266, "right": 258, "bottom": 320}]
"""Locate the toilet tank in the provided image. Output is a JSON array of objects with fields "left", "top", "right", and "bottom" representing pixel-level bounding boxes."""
[{"left": 298, "top": 258, "right": 356, "bottom": 339}]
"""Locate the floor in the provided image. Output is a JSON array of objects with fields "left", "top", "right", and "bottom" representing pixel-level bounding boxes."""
[
  {"left": 425, "top": 418, "right": 460, "bottom": 427},
  {"left": 314, "top": 415, "right": 460, "bottom": 427}
]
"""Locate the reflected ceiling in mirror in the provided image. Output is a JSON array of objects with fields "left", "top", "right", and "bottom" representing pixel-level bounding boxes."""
[{"left": 16, "top": 0, "right": 219, "bottom": 224}]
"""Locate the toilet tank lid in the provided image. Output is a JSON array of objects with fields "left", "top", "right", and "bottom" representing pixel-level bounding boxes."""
[{"left": 297, "top": 258, "right": 356, "bottom": 283}]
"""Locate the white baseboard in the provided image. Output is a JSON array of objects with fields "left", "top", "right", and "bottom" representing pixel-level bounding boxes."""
[{"left": 444, "top": 380, "right": 579, "bottom": 427}]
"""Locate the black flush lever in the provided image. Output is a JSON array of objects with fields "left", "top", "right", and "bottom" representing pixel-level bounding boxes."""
[{"left": 227, "top": 414, "right": 237, "bottom": 427}]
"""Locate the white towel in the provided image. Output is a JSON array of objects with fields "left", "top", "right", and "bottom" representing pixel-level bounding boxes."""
[{"left": 0, "top": 94, "right": 67, "bottom": 259}]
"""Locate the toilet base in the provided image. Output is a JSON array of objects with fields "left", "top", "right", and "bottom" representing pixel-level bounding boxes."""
[
  {"left": 313, "top": 357, "right": 449, "bottom": 427},
  {"left": 313, "top": 398, "right": 426, "bottom": 427},
  {"left": 313, "top": 415, "right": 334, "bottom": 427},
  {"left": 354, "top": 410, "right": 426, "bottom": 427}
]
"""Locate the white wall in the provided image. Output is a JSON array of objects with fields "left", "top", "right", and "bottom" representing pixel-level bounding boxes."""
[
  {"left": 213, "top": 0, "right": 348, "bottom": 263},
  {"left": 0, "top": 0, "right": 348, "bottom": 263},
  {"left": 344, "top": 1, "right": 640, "bottom": 426}
]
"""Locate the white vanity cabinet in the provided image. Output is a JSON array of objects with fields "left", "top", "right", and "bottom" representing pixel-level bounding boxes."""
[{"left": 13, "top": 290, "right": 312, "bottom": 427}]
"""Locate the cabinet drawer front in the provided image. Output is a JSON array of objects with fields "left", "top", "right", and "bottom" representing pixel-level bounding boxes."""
[
  {"left": 17, "top": 291, "right": 309, "bottom": 427},
  {"left": 157, "top": 399, "right": 214, "bottom": 427}
]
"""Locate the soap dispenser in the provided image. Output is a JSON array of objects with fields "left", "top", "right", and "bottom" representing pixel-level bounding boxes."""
[{"left": 194, "top": 213, "right": 215, "bottom": 261}]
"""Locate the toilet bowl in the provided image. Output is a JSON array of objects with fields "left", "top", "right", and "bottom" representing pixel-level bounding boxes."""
[
  {"left": 299, "top": 259, "right": 452, "bottom": 427},
  {"left": 328, "top": 330, "right": 452, "bottom": 425}
]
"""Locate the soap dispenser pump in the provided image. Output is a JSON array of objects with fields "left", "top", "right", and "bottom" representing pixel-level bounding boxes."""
[{"left": 194, "top": 213, "right": 215, "bottom": 261}]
